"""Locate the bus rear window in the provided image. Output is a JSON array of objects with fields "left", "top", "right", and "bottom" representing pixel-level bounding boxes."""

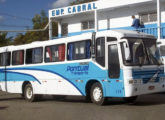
[
  {"left": 26, "top": 47, "right": 43, "bottom": 64},
  {"left": 45, "top": 44, "right": 65, "bottom": 62},
  {"left": 67, "top": 40, "right": 91, "bottom": 60},
  {"left": 0, "top": 52, "right": 11, "bottom": 66},
  {"left": 12, "top": 50, "right": 24, "bottom": 65}
]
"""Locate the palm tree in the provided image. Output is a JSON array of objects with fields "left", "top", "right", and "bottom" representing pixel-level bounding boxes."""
[{"left": 0, "top": 32, "right": 12, "bottom": 47}]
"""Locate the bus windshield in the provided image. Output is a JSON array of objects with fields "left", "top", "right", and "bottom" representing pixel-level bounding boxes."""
[{"left": 121, "top": 38, "right": 162, "bottom": 66}]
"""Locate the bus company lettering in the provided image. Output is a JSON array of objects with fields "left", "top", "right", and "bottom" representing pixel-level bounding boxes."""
[
  {"left": 66, "top": 65, "right": 89, "bottom": 75},
  {"left": 52, "top": 3, "right": 97, "bottom": 17}
]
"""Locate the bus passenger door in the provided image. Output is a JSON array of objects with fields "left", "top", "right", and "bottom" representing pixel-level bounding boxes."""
[{"left": 106, "top": 43, "right": 124, "bottom": 97}]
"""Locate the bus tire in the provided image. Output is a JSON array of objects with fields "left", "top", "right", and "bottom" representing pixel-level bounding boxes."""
[
  {"left": 24, "top": 84, "right": 36, "bottom": 102},
  {"left": 123, "top": 96, "right": 137, "bottom": 104},
  {"left": 90, "top": 82, "right": 107, "bottom": 105}
]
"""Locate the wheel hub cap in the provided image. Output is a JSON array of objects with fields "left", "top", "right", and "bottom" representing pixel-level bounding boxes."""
[
  {"left": 93, "top": 87, "right": 102, "bottom": 102},
  {"left": 26, "top": 87, "right": 32, "bottom": 99}
]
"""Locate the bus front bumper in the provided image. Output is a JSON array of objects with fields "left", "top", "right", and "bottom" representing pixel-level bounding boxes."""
[{"left": 124, "top": 83, "right": 165, "bottom": 97}]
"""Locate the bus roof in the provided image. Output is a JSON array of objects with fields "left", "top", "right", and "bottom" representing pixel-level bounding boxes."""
[
  {"left": 96, "top": 29, "right": 156, "bottom": 39},
  {"left": 0, "top": 30, "right": 156, "bottom": 52}
]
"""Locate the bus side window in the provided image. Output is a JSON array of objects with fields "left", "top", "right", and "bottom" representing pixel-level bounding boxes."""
[
  {"left": 0, "top": 52, "right": 11, "bottom": 66},
  {"left": 12, "top": 50, "right": 24, "bottom": 65},
  {"left": 26, "top": 47, "right": 43, "bottom": 64},
  {"left": 45, "top": 44, "right": 65, "bottom": 63},
  {"left": 67, "top": 40, "right": 91, "bottom": 61},
  {"left": 96, "top": 37, "right": 105, "bottom": 67}
]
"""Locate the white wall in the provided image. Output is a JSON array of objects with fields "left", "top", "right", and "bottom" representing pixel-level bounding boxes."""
[{"left": 58, "top": 2, "right": 165, "bottom": 35}]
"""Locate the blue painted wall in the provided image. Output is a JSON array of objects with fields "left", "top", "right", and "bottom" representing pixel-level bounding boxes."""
[{"left": 56, "top": 23, "right": 165, "bottom": 39}]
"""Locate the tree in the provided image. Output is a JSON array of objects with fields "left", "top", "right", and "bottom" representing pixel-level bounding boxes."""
[
  {"left": 12, "top": 33, "right": 26, "bottom": 45},
  {"left": 13, "top": 10, "right": 58, "bottom": 45},
  {"left": 0, "top": 32, "right": 12, "bottom": 47}
]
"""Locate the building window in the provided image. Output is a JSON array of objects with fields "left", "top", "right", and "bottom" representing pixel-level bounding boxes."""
[
  {"left": 139, "top": 12, "right": 157, "bottom": 23},
  {"left": 0, "top": 52, "right": 11, "bottom": 66},
  {"left": 67, "top": 40, "right": 91, "bottom": 60},
  {"left": 61, "top": 23, "right": 68, "bottom": 36},
  {"left": 81, "top": 20, "right": 94, "bottom": 30},
  {"left": 45, "top": 44, "right": 65, "bottom": 62},
  {"left": 26, "top": 47, "right": 43, "bottom": 64},
  {"left": 12, "top": 50, "right": 24, "bottom": 65}
]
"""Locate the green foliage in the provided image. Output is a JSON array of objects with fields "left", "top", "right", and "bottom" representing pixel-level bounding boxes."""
[
  {"left": 13, "top": 33, "right": 26, "bottom": 45},
  {"left": 12, "top": 10, "right": 58, "bottom": 45},
  {"left": 70, "top": 0, "right": 97, "bottom": 5},
  {"left": 0, "top": 32, "right": 12, "bottom": 47}
]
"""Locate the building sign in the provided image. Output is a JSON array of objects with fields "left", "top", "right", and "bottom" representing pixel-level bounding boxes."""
[{"left": 50, "top": 2, "right": 97, "bottom": 18}]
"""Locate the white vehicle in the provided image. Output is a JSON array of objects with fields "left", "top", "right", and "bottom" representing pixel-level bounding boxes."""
[{"left": 0, "top": 30, "right": 164, "bottom": 105}]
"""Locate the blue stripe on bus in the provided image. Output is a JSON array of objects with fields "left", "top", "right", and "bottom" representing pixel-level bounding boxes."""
[
  {"left": 0, "top": 70, "right": 41, "bottom": 84},
  {"left": 5, "top": 68, "right": 84, "bottom": 95}
]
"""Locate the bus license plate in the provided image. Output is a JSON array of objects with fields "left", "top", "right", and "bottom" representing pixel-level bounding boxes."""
[{"left": 148, "top": 86, "right": 155, "bottom": 90}]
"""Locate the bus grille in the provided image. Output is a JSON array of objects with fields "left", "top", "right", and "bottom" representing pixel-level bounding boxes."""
[{"left": 132, "top": 70, "right": 164, "bottom": 84}]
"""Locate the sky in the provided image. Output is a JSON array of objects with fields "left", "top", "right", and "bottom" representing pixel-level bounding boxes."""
[{"left": 0, "top": 0, "right": 75, "bottom": 37}]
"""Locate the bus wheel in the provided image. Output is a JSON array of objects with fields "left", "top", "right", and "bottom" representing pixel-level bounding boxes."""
[
  {"left": 24, "top": 84, "right": 36, "bottom": 102},
  {"left": 123, "top": 96, "right": 137, "bottom": 104},
  {"left": 90, "top": 82, "right": 107, "bottom": 105}
]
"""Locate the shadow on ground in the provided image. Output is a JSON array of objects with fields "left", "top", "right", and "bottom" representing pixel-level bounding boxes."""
[
  {"left": 0, "top": 106, "right": 8, "bottom": 110},
  {"left": 1, "top": 91, "right": 165, "bottom": 106}
]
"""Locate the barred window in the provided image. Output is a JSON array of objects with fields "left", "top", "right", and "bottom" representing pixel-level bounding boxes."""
[
  {"left": 81, "top": 20, "right": 94, "bottom": 30},
  {"left": 139, "top": 12, "right": 157, "bottom": 23},
  {"left": 61, "top": 23, "right": 68, "bottom": 36}
]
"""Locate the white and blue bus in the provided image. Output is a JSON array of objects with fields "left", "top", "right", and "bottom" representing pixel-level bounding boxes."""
[{"left": 0, "top": 30, "right": 164, "bottom": 105}]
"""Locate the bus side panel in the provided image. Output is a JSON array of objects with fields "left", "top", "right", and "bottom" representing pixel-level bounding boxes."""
[
  {"left": 104, "top": 69, "right": 125, "bottom": 97},
  {"left": 0, "top": 68, "right": 6, "bottom": 91},
  {"left": 0, "top": 68, "right": 15, "bottom": 93},
  {"left": 5, "top": 70, "right": 46, "bottom": 94},
  {"left": 4, "top": 62, "right": 125, "bottom": 97},
  {"left": 30, "top": 62, "right": 125, "bottom": 97}
]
